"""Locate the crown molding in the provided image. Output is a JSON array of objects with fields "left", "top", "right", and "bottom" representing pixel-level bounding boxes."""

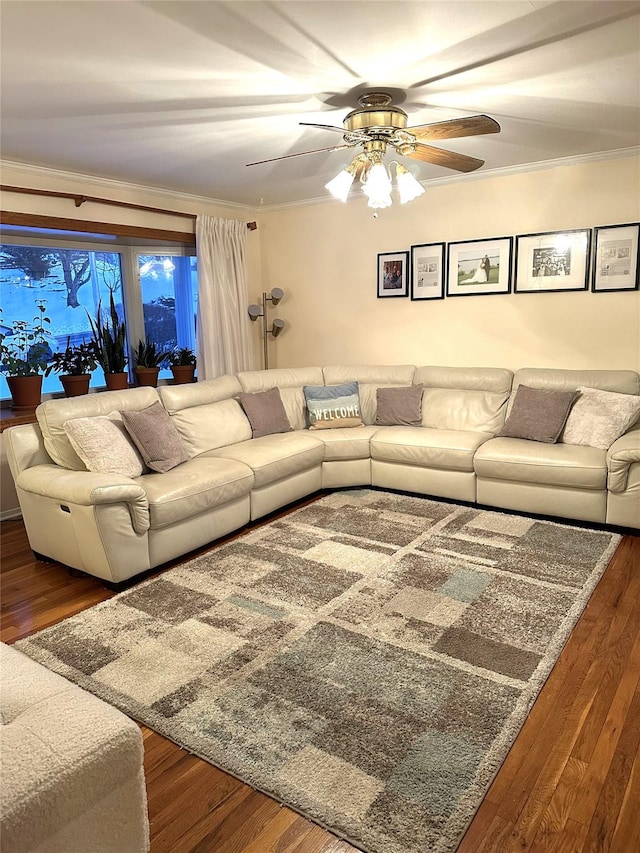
[
  {"left": 260, "top": 146, "right": 640, "bottom": 212},
  {"left": 2, "top": 146, "right": 637, "bottom": 216},
  {"left": 0, "top": 159, "right": 261, "bottom": 216}
]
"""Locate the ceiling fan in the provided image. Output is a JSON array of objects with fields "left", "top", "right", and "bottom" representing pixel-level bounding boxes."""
[{"left": 246, "top": 91, "right": 500, "bottom": 172}]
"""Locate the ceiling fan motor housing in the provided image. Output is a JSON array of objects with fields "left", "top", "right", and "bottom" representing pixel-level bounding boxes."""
[{"left": 343, "top": 92, "right": 408, "bottom": 137}]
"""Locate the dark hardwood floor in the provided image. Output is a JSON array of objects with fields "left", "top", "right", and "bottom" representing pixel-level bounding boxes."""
[{"left": 2, "top": 511, "right": 639, "bottom": 853}]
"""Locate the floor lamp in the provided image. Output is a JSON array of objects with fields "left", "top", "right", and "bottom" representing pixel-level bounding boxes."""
[{"left": 247, "top": 287, "right": 287, "bottom": 370}]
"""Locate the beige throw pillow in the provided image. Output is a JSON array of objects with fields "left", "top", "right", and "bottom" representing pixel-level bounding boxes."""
[
  {"left": 64, "top": 412, "right": 146, "bottom": 478},
  {"left": 121, "top": 402, "right": 189, "bottom": 473},
  {"left": 562, "top": 386, "right": 640, "bottom": 449}
]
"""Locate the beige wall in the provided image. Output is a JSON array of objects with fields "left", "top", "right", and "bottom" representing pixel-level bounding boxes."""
[{"left": 258, "top": 155, "right": 640, "bottom": 371}]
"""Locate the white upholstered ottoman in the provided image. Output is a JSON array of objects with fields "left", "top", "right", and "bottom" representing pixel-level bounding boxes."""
[{"left": 0, "top": 642, "right": 149, "bottom": 853}]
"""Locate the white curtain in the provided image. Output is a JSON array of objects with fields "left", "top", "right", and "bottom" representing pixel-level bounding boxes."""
[{"left": 195, "top": 215, "right": 255, "bottom": 379}]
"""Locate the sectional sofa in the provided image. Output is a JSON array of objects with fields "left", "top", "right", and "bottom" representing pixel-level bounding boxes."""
[{"left": 4, "top": 365, "right": 639, "bottom": 584}]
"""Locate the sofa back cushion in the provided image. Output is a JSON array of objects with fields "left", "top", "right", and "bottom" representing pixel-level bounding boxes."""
[
  {"left": 159, "top": 375, "right": 251, "bottom": 457},
  {"left": 36, "top": 387, "right": 160, "bottom": 470},
  {"left": 238, "top": 367, "right": 324, "bottom": 430},
  {"left": 323, "top": 365, "right": 416, "bottom": 424},
  {"left": 414, "top": 366, "right": 513, "bottom": 433},
  {"left": 510, "top": 368, "right": 640, "bottom": 407}
]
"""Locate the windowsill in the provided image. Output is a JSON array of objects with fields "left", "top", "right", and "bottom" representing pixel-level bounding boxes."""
[{"left": 0, "top": 408, "right": 38, "bottom": 432}]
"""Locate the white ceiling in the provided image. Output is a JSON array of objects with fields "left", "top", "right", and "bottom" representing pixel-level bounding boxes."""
[{"left": 1, "top": 0, "right": 639, "bottom": 208}]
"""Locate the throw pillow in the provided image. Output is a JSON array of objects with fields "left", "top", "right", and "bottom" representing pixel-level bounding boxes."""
[
  {"left": 64, "top": 412, "right": 146, "bottom": 478},
  {"left": 237, "top": 387, "right": 293, "bottom": 438},
  {"left": 375, "top": 384, "right": 424, "bottom": 426},
  {"left": 499, "top": 385, "right": 579, "bottom": 443},
  {"left": 304, "top": 382, "right": 363, "bottom": 430},
  {"left": 121, "top": 401, "right": 189, "bottom": 473},
  {"left": 562, "top": 386, "right": 640, "bottom": 449}
]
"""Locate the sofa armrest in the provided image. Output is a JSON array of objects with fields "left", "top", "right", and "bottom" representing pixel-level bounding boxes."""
[
  {"left": 607, "top": 430, "right": 640, "bottom": 493},
  {"left": 16, "top": 465, "right": 150, "bottom": 534}
]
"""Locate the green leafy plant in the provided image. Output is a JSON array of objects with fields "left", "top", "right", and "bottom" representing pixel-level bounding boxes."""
[
  {"left": 44, "top": 337, "right": 100, "bottom": 377},
  {"left": 168, "top": 347, "right": 196, "bottom": 366},
  {"left": 132, "top": 339, "right": 171, "bottom": 368},
  {"left": 0, "top": 300, "right": 53, "bottom": 376},
  {"left": 87, "top": 291, "right": 128, "bottom": 374}
]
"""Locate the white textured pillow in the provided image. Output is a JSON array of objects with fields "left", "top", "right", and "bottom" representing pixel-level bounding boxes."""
[
  {"left": 562, "top": 386, "right": 640, "bottom": 450},
  {"left": 64, "top": 412, "right": 146, "bottom": 477}
]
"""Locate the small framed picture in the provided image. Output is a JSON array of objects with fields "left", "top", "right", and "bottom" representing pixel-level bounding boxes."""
[
  {"left": 515, "top": 229, "right": 591, "bottom": 293},
  {"left": 410, "top": 242, "right": 445, "bottom": 301},
  {"left": 446, "top": 237, "right": 513, "bottom": 297},
  {"left": 592, "top": 222, "right": 639, "bottom": 292},
  {"left": 377, "top": 251, "right": 409, "bottom": 298}
]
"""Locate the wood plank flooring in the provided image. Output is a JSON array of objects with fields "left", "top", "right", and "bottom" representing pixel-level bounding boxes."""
[{"left": 2, "top": 512, "right": 639, "bottom": 853}]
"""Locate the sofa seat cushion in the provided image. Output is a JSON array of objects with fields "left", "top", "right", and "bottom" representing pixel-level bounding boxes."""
[
  {"left": 312, "top": 425, "right": 379, "bottom": 461},
  {"left": 371, "top": 427, "right": 493, "bottom": 472},
  {"left": 207, "top": 431, "right": 324, "bottom": 487},
  {"left": 137, "top": 457, "right": 254, "bottom": 529},
  {"left": 474, "top": 437, "right": 607, "bottom": 490}
]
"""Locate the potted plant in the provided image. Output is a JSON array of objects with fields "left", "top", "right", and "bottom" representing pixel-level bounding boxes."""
[
  {"left": 87, "top": 291, "right": 129, "bottom": 390},
  {"left": 168, "top": 347, "right": 197, "bottom": 384},
  {"left": 0, "top": 300, "right": 53, "bottom": 410},
  {"left": 132, "top": 339, "right": 171, "bottom": 387},
  {"left": 44, "top": 337, "right": 100, "bottom": 397}
]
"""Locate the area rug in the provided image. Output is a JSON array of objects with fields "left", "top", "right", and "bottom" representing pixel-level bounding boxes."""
[{"left": 16, "top": 490, "right": 620, "bottom": 853}]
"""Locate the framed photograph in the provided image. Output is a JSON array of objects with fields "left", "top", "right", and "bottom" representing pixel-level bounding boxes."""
[
  {"left": 515, "top": 228, "right": 591, "bottom": 293},
  {"left": 592, "top": 222, "right": 639, "bottom": 292},
  {"left": 446, "top": 236, "right": 513, "bottom": 297},
  {"left": 377, "top": 251, "right": 409, "bottom": 298},
  {"left": 410, "top": 242, "right": 445, "bottom": 301}
]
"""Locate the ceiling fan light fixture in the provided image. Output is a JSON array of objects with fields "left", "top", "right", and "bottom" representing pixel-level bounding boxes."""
[
  {"left": 362, "top": 162, "right": 392, "bottom": 209},
  {"left": 395, "top": 163, "right": 425, "bottom": 204},
  {"left": 325, "top": 156, "right": 361, "bottom": 202}
]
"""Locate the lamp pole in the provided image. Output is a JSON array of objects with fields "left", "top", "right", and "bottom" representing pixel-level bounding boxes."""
[
  {"left": 261, "top": 291, "right": 269, "bottom": 370},
  {"left": 248, "top": 288, "right": 286, "bottom": 370}
]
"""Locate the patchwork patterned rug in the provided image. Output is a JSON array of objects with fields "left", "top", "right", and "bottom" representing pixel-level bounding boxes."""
[{"left": 17, "top": 490, "right": 621, "bottom": 853}]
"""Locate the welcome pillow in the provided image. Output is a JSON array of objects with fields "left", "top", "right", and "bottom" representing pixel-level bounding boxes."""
[{"left": 304, "top": 382, "right": 363, "bottom": 430}]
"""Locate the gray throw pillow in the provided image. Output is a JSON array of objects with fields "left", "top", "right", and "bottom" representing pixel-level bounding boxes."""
[
  {"left": 237, "top": 387, "right": 293, "bottom": 438},
  {"left": 121, "top": 401, "right": 189, "bottom": 472},
  {"left": 500, "top": 385, "right": 579, "bottom": 443},
  {"left": 375, "top": 384, "right": 424, "bottom": 426},
  {"left": 562, "top": 386, "right": 640, "bottom": 449}
]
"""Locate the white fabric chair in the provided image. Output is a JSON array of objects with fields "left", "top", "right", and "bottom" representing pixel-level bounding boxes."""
[{"left": 0, "top": 643, "right": 149, "bottom": 853}]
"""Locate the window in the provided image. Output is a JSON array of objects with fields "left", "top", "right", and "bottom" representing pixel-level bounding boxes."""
[
  {"left": 137, "top": 254, "right": 198, "bottom": 380},
  {"left": 0, "top": 233, "right": 197, "bottom": 399}
]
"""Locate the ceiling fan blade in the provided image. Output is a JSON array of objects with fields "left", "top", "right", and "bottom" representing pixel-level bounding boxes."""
[
  {"left": 406, "top": 115, "right": 500, "bottom": 140},
  {"left": 246, "top": 143, "right": 353, "bottom": 167},
  {"left": 299, "top": 122, "right": 346, "bottom": 133},
  {"left": 402, "top": 143, "right": 485, "bottom": 173}
]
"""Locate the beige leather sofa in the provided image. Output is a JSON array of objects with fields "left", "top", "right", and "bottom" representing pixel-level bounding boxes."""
[
  {"left": 4, "top": 365, "right": 639, "bottom": 584},
  {"left": 0, "top": 642, "right": 149, "bottom": 853}
]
